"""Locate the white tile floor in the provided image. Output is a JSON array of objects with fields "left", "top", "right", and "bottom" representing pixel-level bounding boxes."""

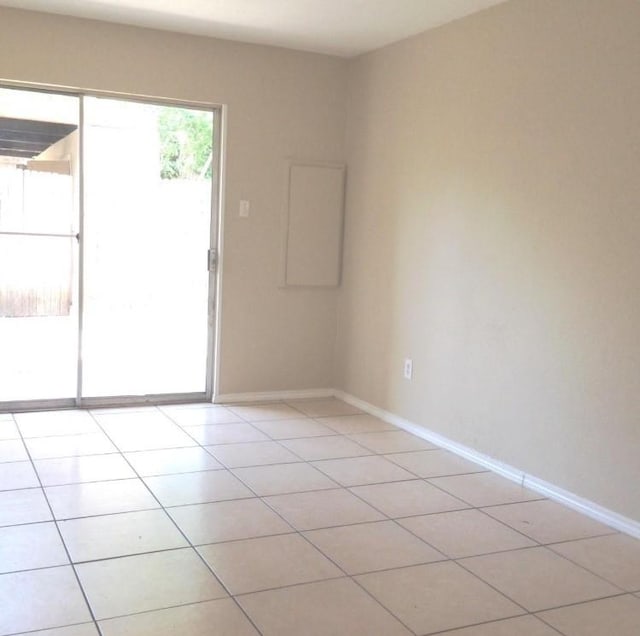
[{"left": 1, "top": 397, "right": 640, "bottom": 635}]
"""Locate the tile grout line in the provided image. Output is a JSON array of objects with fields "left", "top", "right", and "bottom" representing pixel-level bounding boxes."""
[
  {"left": 537, "top": 548, "right": 629, "bottom": 597},
  {"left": 542, "top": 536, "right": 638, "bottom": 594},
  {"left": 84, "top": 407, "right": 267, "bottom": 636},
  {"left": 473, "top": 505, "right": 549, "bottom": 546},
  {"left": 221, "top": 405, "right": 527, "bottom": 633},
  {"left": 530, "top": 590, "right": 634, "bottom": 618},
  {"left": 5, "top": 419, "right": 623, "bottom": 529},
  {"left": 424, "top": 614, "right": 567, "bottom": 636},
  {"left": 215, "top": 407, "right": 631, "bottom": 629},
  {"left": 422, "top": 473, "right": 547, "bottom": 509},
  {"left": 328, "top": 472, "right": 539, "bottom": 631},
  {"left": 168, "top": 403, "right": 421, "bottom": 633},
  {"left": 6, "top": 413, "right": 623, "bottom": 546},
  {"left": 532, "top": 613, "right": 571, "bottom": 636},
  {"left": 385, "top": 464, "right": 629, "bottom": 628},
  {"left": 2, "top": 487, "right": 625, "bottom": 574},
  {"left": 165, "top": 406, "right": 419, "bottom": 499},
  {"left": 462, "top": 499, "right": 629, "bottom": 595},
  {"left": 87, "top": 593, "right": 280, "bottom": 629},
  {"left": 5, "top": 403, "right": 636, "bottom": 635},
  {"left": 542, "top": 530, "right": 622, "bottom": 547},
  {"left": 10, "top": 412, "right": 104, "bottom": 636},
  {"left": 223, "top": 462, "right": 421, "bottom": 634},
  {"left": 8, "top": 512, "right": 615, "bottom": 577},
  {"left": 166, "top": 406, "right": 532, "bottom": 506},
  {"left": 5, "top": 619, "right": 101, "bottom": 636},
  {"left": 452, "top": 553, "right": 629, "bottom": 624}
]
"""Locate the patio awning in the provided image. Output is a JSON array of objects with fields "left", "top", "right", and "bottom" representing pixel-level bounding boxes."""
[{"left": 0, "top": 117, "right": 77, "bottom": 158}]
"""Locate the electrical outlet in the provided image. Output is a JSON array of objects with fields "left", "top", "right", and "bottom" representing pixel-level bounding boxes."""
[
  {"left": 239, "top": 200, "right": 250, "bottom": 217},
  {"left": 403, "top": 358, "right": 413, "bottom": 380}
]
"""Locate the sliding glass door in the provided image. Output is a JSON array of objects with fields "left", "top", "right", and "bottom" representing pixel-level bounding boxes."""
[{"left": 0, "top": 87, "right": 219, "bottom": 410}]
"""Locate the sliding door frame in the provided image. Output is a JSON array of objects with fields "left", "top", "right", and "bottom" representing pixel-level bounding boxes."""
[{"left": 0, "top": 82, "right": 224, "bottom": 412}]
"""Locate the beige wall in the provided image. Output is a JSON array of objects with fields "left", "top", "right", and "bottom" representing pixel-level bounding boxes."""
[
  {"left": 337, "top": 0, "right": 640, "bottom": 521},
  {"left": 0, "top": 7, "right": 347, "bottom": 395}
]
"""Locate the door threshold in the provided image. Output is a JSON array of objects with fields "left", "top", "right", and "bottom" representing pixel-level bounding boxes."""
[{"left": 1, "top": 392, "right": 211, "bottom": 413}]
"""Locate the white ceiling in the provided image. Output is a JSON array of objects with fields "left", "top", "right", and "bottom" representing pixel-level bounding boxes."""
[{"left": 0, "top": 0, "right": 509, "bottom": 57}]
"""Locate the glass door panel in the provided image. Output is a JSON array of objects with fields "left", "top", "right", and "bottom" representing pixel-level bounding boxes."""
[
  {"left": 82, "top": 97, "right": 214, "bottom": 398},
  {"left": 0, "top": 87, "right": 79, "bottom": 404},
  {"left": 0, "top": 235, "right": 78, "bottom": 401}
]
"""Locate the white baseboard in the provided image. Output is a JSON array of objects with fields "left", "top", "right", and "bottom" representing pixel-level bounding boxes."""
[
  {"left": 334, "top": 389, "right": 640, "bottom": 540},
  {"left": 214, "top": 388, "right": 334, "bottom": 404}
]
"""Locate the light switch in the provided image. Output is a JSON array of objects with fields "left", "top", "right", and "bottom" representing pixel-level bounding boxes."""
[{"left": 239, "top": 200, "right": 250, "bottom": 217}]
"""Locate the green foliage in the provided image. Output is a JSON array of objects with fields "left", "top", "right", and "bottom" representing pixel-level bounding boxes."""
[{"left": 158, "top": 107, "right": 213, "bottom": 180}]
